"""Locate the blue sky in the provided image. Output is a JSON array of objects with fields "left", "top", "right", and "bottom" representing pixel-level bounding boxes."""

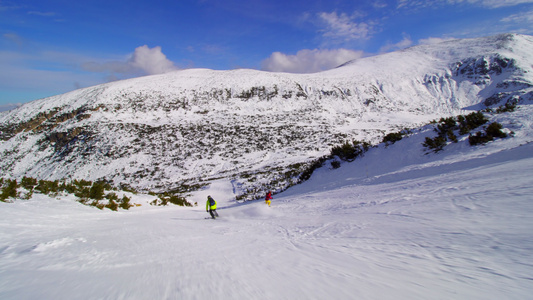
[{"left": 1, "top": 0, "right": 533, "bottom": 110}]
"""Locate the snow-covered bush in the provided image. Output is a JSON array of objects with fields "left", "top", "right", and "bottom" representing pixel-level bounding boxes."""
[
  {"left": 459, "top": 111, "right": 488, "bottom": 134},
  {"left": 495, "top": 102, "right": 517, "bottom": 113},
  {"left": 150, "top": 194, "right": 193, "bottom": 207},
  {"left": 105, "top": 199, "right": 118, "bottom": 211},
  {"left": 469, "top": 122, "right": 508, "bottom": 146},
  {"left": 0, "top": 179, "right": 18, "bottom": 202},
  {"left": 485, "top": 122, "right": 508, "bottom": 139},
  {"left": 119, "top": 195, "right": 133, "bottom": 210},
  {"left": 424, "top": 111, "right": 491, "bottom": 153},
  {"left": 89, "top": 181, "right": 106, "bottom": 200},
  {"left": 422, "top": 136, "right": 447, "bottom": 152},
  {"left": 382, "top": 132, "right": 403, "bottom": 145},
  {"left": 0, "top": 177, "right": 137, "bottom": 210},
  {"left": 331, "top": 140, "right": 370, "bottom": 161}
]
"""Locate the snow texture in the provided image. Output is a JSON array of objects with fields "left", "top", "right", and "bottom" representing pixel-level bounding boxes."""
[
  {"left": 1, "top": 33, "right": 533, "bottom": 299},
  {"left": 1, "top": 104, "right": 533, "bottom": 299}
]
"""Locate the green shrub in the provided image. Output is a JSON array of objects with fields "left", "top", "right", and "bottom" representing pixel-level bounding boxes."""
[
  {"left": 151, "top": 194, "right": 192, "bottom": 207},
  {"left": 89, "top": 181, "right": 106, "bottom": 200},
  {"left": 447, "top": 130, "right": 458, "bottom": 143},
  {"left": 119, "top": 183, "right": 138, "bottom": 194},
  {"left": 75, "top": 187, "right": 91, "bottom": 199},
  {"left": 35, "top": 180, "right": 59, "bottom": 195},
  {"left": 0, "top": 179, "right": 18, "bottom": 201},
  {"left": 62, "top": 182, "right": 78, "bottom": 194},
  {"left": 168, "top": 195, "right": 192, "bottom": 207},
  {"left": 460, "top": 111, "right": 488, "bottom": 133},
  {"left": 21, "top": 177, "right": 37, "bottom": 191},
  {"left": 331, "top": 140, "right": 370, "bottom": 161},
  {"left": 486, "top": 122, "right": 507, "bottom": 138},
  {"left": 469, "top": 122, "right": 507, "bottom": 145},
  {"left": 436, "top": 117, "right": 457, "bottom": 136},
  {"left": 382, "top": 132, "right": 403, "bottom": 145},
  {"left": 119, "top": 195, "right": 132, "bottom": 210},
  {"left": 424, "top": 111, "right": 492, "bottom": 153},
  {"left": 299, "top": 157, "right": 327, "bottom": 181},
  {"left": 468, "top": 131, "right": 493, "bottom": 145},
  {"left": 422, "top": 136, "right": 447, "bottom": 152},
  {"left": 105, "top": 192, "right": 119, "bottom": 201},
  {"left": 106, "top": 199, "right": 118, "bottom": 211},
  {"left": 496, "top": 102, "right": 516, "bottom": 113},
  {"left": 88, "top": 200, "right": 105, "bottom": 210},
  {"left": 73, "top": 179, "right": 92, "bottom": 188}
]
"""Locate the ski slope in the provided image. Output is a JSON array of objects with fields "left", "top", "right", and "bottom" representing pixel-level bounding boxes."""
[{"left": 1, "top": 107, "right": 533, "bottom": 299}]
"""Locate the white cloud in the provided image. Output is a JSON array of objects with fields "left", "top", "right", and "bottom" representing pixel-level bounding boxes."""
[
  {"left": 418, "top": 36, "right": 456, "bottom": 45},
  {"left": 129, "top": 45, "right": 177, "bottom": 75},
  {"left": 0, "top": 103, "right": 22, "bottom": 112},
  {"left": 501, "top": 10, "right": 533, "bottom": 23},
  {"left": 27, "top": 11, "right": 57, "bottom": 17},
  {"left": 0, "top": 50, "right": 103, "bottom": 102},
  {"left": 462, "top": 0, "right": 533, "bottom": 8},
  {"left": 318, "top": 12, "right": 372, "bottom": 43},
  {"left": 82, "top": 45, "right": 177, "bottom": 76},
  {"left": 379, "top": 35, "right": 413, "bottom": 53},
  {"left": 261, "top": 48, "right": 364, "bottom": 73},
  {"left": 3, "top": 33, "right": 23, "bottom": 46},
  {"left": 399, "top": 0, "right": 533, "bottom": 9}
]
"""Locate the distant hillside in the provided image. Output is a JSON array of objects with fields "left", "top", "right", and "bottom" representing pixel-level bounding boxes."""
[{"left": 1, "top": 33, "right": 532, "bottom": 200}]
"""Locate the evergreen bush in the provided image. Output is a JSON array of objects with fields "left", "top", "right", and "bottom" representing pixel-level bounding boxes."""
[
  {"left": 447, "top": 130, "right": 458, "bottom": 143},
  {"left": 496, "top": 102, "right": 516, "bottom": 113},
  {"left": 299, "top": 157, "right": 327, "bottom": 181},
  {"left": 331, "top": 140, "right": 370, "bottom": 161},
  {"left": 119, "top": 195, "right": 132, "bottom": 210},
  {"left": 460, "top": 111, "right": 488, "bottom": 133},
  {"left": 423, "top": 111, "right": 493, "bottom": 153},
  {"left": 105, "top": 192, "right": 119, "bottom": 201},
  {"left": 75, "top": 187, "right": 91, "bottom": 199},
  {"left": 468, "top": 131, "right": 493, "bottom": 145},
  {"left": 486, "top": 122, "right": 507, "bottom": 138},
  {"left": 106, "top": 199, "right": 118, "bottom": 211},
  {"left": 35, "top": 180, "right": 59, "bottom": 195},
  {"left": 168, "top": 195, "right": 192, "bottom": 207},
  {"left": 422, "top": 136, "right": 447, "bottom": 152},
  {"left": 0, "top": 179, "right": 18, "bottom": 201},
  {"left": 382, "top": 132, "right": 403, "bottom": 145},
  {"left": 436, "top": 117, "right": 457, "bottom": 136},
  {"left": 21, "top": 177, "right": 37, "bottom": 191},
  {"left": 469, "top": 122, "right": 507, "bottom": 145},
  {"left": 89, "top": 181, "right": 106, "bottom": 200}
]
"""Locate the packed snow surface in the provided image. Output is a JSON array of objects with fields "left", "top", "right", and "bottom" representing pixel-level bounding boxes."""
[{"left": 1, "top": 106, "right": 533, "bottom": 299}]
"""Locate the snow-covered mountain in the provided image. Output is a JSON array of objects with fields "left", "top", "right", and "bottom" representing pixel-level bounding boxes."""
[
  {"left": 1, "top": 33, "right": 533, "bottom": 198},
  {"left": 1, "top": 103, "right": 532, "bottom": 299}
]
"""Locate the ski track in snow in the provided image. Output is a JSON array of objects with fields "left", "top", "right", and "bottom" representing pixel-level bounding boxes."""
[{"left": 1, "top": 140, "right": 533, "bottom": 299}]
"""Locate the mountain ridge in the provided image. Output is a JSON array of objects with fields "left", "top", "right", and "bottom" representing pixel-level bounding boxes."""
[{"left": 1, "top": 33, "right": 532, "bottom": 199}]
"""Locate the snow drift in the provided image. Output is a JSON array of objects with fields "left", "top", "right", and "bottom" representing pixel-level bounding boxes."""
[{"left": 1, "top": 103, "right": 532, "bottom": 299}]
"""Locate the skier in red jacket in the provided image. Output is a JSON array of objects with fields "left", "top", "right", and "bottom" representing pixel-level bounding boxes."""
[{"left": 265, "top": 191, "right": 272, "bottom": 207}]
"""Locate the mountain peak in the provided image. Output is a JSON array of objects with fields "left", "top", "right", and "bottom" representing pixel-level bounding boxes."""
[{"left": 1, "top": 34, "right": 532, "bottom": 199}]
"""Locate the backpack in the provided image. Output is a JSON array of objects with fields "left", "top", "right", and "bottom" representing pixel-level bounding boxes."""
[{"left": 208, "top": 197, "right": 215, "bottom": 206}]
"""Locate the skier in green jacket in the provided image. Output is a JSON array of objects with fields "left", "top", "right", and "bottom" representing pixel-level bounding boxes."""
[{"left": 206, "top": 195, "right": 219, "bottom": 219}]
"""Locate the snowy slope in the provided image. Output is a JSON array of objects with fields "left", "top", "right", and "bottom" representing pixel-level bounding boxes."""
[
  {"left": 1, "top": 105, "right": 532, "bottom": 299},
  {"left": 1, "top": 33, "right": 533, "bottom": 199}
]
